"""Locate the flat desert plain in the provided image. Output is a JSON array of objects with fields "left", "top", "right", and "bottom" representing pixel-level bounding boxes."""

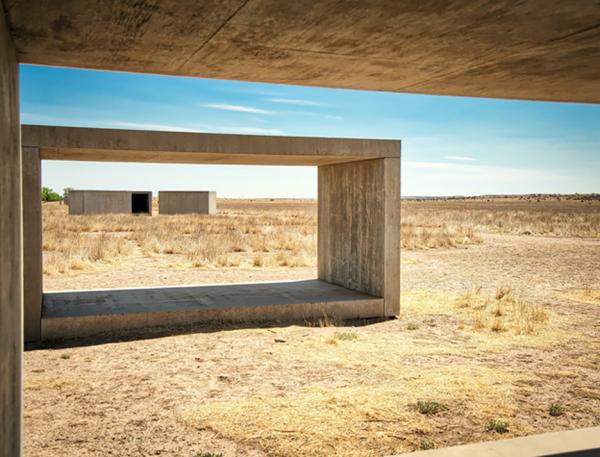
[{"left": 25, "top": 196, "right": 600, "bottom": 456}]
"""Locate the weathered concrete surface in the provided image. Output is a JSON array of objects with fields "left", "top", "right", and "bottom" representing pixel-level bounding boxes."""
[
  {"left": 22, "top": 147, "right": 42, "bottom": 342},
  {"left": 318, "top": 157, "right": 400, "bottom": 316},
  {"left": 41, "top": 280, "right": 384, "bottom": 340},
  {"left": 5, "top": 1, "right": 600, "bottom": 103},
  {"left": 396, "top": 426, "right": 600, "bottom": 457},
  {"left": 22, "top": 125, "right": 399, "bottom": 166},
  {"left": 0, "top": 2, "right": 22, "bottom": 456},
  {"left": 68, "top": 190, "right": 152, "bottom": 215},
  {"left": 159, "top": 191, "right": 217, "bottom": 215}
]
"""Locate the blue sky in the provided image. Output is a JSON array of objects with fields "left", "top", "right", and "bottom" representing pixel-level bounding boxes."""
[{"left": 20, "top": 64, "right": 600, "bottom": 197}]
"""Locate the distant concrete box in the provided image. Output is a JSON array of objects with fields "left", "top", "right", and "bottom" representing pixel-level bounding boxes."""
[
  {"left": 158, "top": 191, "right": 216, "bottom": 215},
  {"left": 68, "top": 190, "right": 152, "bottom": 215}
]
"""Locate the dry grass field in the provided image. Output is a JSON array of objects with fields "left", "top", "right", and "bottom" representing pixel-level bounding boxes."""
[{"left": 25, "top": 196, "right": 600, "bottom": 456}]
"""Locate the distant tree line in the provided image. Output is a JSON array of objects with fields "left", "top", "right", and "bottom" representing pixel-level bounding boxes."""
[{"left": 41, "top": 187, "right": 73, "bottom": 202}]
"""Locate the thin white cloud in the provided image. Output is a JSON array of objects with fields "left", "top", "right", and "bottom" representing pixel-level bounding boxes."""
[
  {"left": 215, "top": 126, "right": 285, "bottom": 135},
  {"left": 98, "top": 120, "right": 198, "bottom": 132},
  {"left": 203, "top": 103, "right": 274, "bottom": 115},
  {"left": 267, "top": 97, "right": 327, "bottom": 107},
  {"left": 444, "top": 155, "right": 475, "bottom": 161},
  {"left": 20, "top": 113, "right": 198, "bottom": 132}
]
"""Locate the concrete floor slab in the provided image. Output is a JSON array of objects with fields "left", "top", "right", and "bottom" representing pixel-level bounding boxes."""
[{"left": 41, "top": 279, "right": 384, "bottom": 340}]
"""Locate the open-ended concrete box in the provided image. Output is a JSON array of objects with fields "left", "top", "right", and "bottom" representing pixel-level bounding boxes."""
[
  {"left": 21, "top": 125, "right": 400, "bottom": 342},
  {"left": 68, "top": 190, "right": 152, "bottom": 215}
]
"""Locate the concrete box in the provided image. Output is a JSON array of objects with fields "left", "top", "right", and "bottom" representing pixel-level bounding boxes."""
[
  {"left": 68, "top": 190, "right": 152, "bottom": 215},
  {"left": 158, "top": 191, "right": 216, "bottom": 215}
]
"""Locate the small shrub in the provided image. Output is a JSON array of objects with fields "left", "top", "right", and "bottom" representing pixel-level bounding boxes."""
[
  {"left": 495, "top": 286, "right": 513, "bottom": 301},
  {"left": 407, "top": 322, "right": 419, "bottom": 330},
  {"left": 549, "top": 403, "right": 565, "bottom": 417},
  {"left": 419, "top": 440, "right": 435, "bottom": 450},
  {"left": 490, "top": 319, "right": 505, "bottom": 332},
  {"left": 196, "top": 453, "right": 223, "bottom": 457},
  {"left": 416, "top": 400, "right": 446, "bottom": 415},
  {"left": 60, "top": 353, "right": 70, "bottom": 360},
  {"left": 487, "top": 419, "right": 509, "bottom": 433}
]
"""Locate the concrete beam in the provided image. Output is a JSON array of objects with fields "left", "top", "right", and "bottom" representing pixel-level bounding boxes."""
[
  {"left": 0, "top": 1, "right": 23, "bottom": 455},
  {"left": 22, "top": 125, "right": 400, "bottom": 166},
  {"left": 22, "top": 146, "right": 42, "bottom": 342},
  {"left": 5, "top": 1, "right": 600, "bottom": 103}
]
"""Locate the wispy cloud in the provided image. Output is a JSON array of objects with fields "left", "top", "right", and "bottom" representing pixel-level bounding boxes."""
[
  {"left": 203, "top": 103, "right": 274, "bottom": 115},
  {"left": 99, "top": 120, "right": 198, "bottom": 132},
  {"left": 20, "top": 113, "right": 198, "bottom": 132},
  {"left": 444, "top": 155, "right": 475, "bottom": 161},
  {"left": 215, "top": 126, "right": 285, "bottom": 135},
  {"left": 267, "top": 97, "right": 327, "bottom": 107}
]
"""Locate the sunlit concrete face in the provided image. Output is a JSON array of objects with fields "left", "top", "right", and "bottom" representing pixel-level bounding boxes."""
[
  {"left": 5, "top": 1, "right": 600, "bottom": 103},
  {"left": 158, "top": 191, "right": 216, "bottom": 215}
]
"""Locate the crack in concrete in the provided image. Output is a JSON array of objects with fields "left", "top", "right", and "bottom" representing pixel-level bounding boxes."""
[
  {"left": 549, "top": 23, "right": 600, "bottom": 43},
  {"left": 178, "top": 0, "right": 251, "bottom": 72}
]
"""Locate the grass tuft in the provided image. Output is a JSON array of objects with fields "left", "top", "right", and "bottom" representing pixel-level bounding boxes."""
[
  {"left": 415, "top": 400, "right": 446, "bottom": 415},
  {"left": 487, "top": 419, "right": 509, "bottom": 434},
  {"left": 549, "top": 403, "right": 565, "bottom": 417}
]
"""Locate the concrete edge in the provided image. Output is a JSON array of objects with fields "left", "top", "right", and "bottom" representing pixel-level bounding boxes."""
[{"left": 392, "top": 426, "right": 600, "bottom": 457}]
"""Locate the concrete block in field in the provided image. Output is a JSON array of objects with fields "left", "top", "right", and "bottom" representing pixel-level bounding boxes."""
[
  {"left": 158, "top": 191, "right": 216, "bottom": 215},
  {"left": 68, "top": 190, "right": 152, "bottom": 215}
]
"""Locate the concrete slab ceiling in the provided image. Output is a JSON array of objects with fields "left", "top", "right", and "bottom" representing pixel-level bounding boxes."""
[
  {"left": 5, "top": 1, "right": 600, "bottom": 103},
  {"left": 22, "top": 124, "right": 400, "bottom": 165}
]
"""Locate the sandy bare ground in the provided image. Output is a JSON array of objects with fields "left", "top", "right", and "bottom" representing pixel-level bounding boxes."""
[
  {"left": 44, "top": 256, "right": 316, "bottom": 291},
  {"left": 25, "top": 233, "right": 600, "bottom": 456}
]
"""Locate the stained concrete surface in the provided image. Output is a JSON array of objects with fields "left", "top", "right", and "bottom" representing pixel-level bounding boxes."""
[
  {"left": 22, "top": 147, "right": 42, "bottom": 342},
  {"left": 318, "top": 158, "right": 400, "bottom": 315},
  {"left": 41, "top": 280, "right": 384, "bottom": 340},
  {"left": 0, "top": 3, "right": 22, "bottom": 456},
  {"left": 22, "top": 124, "right": 399, "bottom": 165},
  {"left": 5, "top": 1, "right": 600, "bottom": 103},
  {"left": 159, "top": 191, "right": 217, "bottom": 215}
]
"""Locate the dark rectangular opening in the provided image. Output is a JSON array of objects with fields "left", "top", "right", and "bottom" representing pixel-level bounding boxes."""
[{"left": 131, "top": 192, "right": 150, "bottom": 214}]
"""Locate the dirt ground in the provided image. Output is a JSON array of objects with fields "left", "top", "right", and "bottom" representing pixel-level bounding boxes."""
[{"left": 25, "top": 227, "right": 600, "bottom": 456}]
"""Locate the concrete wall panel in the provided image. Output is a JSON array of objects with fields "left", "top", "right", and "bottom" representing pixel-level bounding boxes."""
[
  {"left": 22, "top": 147, "right": 42, "bottom": 342},
  {"left": 318, "top": 158, "right": 400, "bottom": 316},
  {"left": 0, "top": 2, "right": 23, "bottom": 455},
  {"left": 67, "top": 191, "right": 84, "bottom": 214},
  {"left": 158, "top": 191, "right": 216, "bottom": 215},
  {"left": 82, "top": 191, "right": 131, "bottom": 214}
]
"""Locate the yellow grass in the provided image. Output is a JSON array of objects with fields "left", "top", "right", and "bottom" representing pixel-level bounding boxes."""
[
  {"left": 401, "top": 288, "right": 561, "bottom": 348},
  {"left": 179, "top": 283, "right": 582, "bottom": 457},
  {"left": 181, "top": 365, "right": 525, "bottom": 457},
  {"left": 43, "top": 196, "right": 599, "bottom": 276},
  {"left": 42, "top": 200, "right": 317, "bottom": 276},
  {"left": 178, "top": 282, "right": 577, "bottom": 456},
  {"left": 402, "top": 197, "right": 600, "bottom": 238},
  {"left": 558, "top": 287, "right": 600, "bottom": 305}
]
